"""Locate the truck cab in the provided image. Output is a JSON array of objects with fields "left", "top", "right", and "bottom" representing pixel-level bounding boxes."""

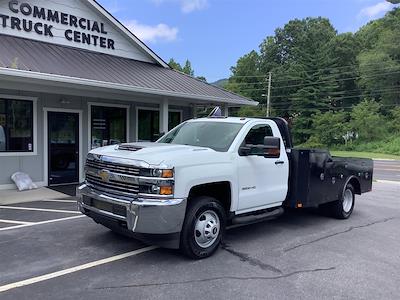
[{"left": 77, "top": 116, "right": 373, "bottom": 259}]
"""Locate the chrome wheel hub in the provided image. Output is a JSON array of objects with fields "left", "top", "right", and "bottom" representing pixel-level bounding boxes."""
[
  {"left": 343, "top": 189, "right": 353, "bottom": 213},
  {"left": 194, "top": 210, "right": 220, "bottom": 248}
]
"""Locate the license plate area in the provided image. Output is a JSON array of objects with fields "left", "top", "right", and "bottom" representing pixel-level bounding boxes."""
[{"left": 83, "top": 196, "right": 127, "bottom": 217}]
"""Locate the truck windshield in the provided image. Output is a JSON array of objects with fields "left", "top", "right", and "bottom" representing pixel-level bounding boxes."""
[{"left": 157, "top": 121, "right": 243, "bottom": 152}]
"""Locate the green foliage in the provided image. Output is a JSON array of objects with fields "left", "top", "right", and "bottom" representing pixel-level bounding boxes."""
[
  {"left": 224, "top": 7, "right": 400, "bottom": 153},
  {"left": 168, "top": 58, "right": 205, "bottom": 81},
  {"left": 310, "top": 111, "right": 350, "bottom": 146},
  {"left": 225, "top": 51, "right": 263, "bottom": 102},
  {"left": 339, "top": 136, "right": 400, "bottom": 156},
  {"left": 182, "top": 60, "right": 194, "bottom": 76},
  {"left": 350, "top": 100, "right": 386, "bottom": 141},
  {"left": 389, "top": 107, "right": 400, "bottom": 133},
  {"left": 235, "top": 106, "right": 267, "bottom": 117}
]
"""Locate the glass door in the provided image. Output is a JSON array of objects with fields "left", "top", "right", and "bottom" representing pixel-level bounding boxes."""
[
  {"left": 138, "top": 109, "right": 160, "bottom": 141},
  {"left": 48, "top": 112, "right": 79, "bottom": 185}
]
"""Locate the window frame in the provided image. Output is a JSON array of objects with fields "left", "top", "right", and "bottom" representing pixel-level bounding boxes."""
[
  {"left": 239, "top": 123, "right": 275, "bottom": 156},
  {"left": 0, "top": 95, "right": 37, "bottom": 157},
  {"left": 87, "top": 102, "right": 130, "bottom": 151}
]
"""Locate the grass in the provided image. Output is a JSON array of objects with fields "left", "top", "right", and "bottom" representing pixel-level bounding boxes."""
[{"left": 330, "top": 151, "right": 400, "bottom": 160}]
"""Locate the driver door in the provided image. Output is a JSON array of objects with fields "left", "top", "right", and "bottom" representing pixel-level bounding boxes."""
[{"left": 237, "top": 123, "right": 289, "bottom": 212}]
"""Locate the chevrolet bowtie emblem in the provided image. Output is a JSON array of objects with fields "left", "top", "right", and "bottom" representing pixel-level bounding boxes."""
[{"left": 98, "top": 169, "right": 111, "bottom": 182}]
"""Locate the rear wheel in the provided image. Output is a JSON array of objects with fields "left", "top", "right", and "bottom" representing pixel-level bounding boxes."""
[
  {"left": 330, "top": 183, "right": 355, "bottom": 219},
  {"left": 180, "top": 196, "right": 226, "bottom": 259}
]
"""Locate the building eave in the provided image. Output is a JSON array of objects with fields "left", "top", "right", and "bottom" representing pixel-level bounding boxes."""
[{"left": 0, "top": 68, "right": 258, "bottom": 106}]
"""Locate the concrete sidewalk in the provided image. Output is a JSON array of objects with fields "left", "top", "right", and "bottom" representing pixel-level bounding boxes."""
[{"left": 0, "top": 188, "right": 70, "bottom": 205}]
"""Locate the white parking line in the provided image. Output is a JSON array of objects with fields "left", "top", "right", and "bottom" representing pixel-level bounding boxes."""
[
  {"left": 0, "top": 206, "right": 81, "bottom": 214},
  {"left": 376, "top": 180, "right": 400, "bottom": 185},
  {"left": 0, "top": 219, "right": 34, "bottom": 225},
  {"left": 39, "top": 199, "right": 77, "bottom": 203},
  {"left": 0, "top": 246, "right": 158, "bottom": 293},
  {"left": 0, "top": 215, "right": 86, "bottom": 232}
]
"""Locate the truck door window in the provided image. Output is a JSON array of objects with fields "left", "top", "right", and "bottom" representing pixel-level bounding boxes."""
[{"left": 243, "top": 124, "right": 274, "bottom": 155}]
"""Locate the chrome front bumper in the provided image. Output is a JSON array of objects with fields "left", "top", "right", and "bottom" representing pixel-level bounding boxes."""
[{"left": 77, "top": 184, "right": 187, "bottom": 235}]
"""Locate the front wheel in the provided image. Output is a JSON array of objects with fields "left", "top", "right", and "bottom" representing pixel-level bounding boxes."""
[
  {"left": 180, "top": 196, "right": 226, "bottom": 259},
  {"left": 331, "top": 183, "right": 355, "bottom": 219}
]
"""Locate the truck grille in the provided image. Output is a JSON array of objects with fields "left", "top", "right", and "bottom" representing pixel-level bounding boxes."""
[
  {"left": 85, "top": 158, "right": 140, "bottom": 197},
  {"left": 86, "top": 159, "right": 140, "bottom": 176}
]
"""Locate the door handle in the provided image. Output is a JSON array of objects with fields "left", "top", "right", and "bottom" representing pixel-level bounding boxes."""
[{"left": 275, "top": 160, "right": 285, "bottom": 165}]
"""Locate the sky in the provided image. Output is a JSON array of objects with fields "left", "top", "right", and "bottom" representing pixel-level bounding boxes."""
[{"left": 97, "top": 0, "right": 399, "bottom": 82}]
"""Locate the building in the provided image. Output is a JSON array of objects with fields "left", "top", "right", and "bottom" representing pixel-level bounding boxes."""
[{"left": 0, "top": 0, "right": 256, "bottom": 189}]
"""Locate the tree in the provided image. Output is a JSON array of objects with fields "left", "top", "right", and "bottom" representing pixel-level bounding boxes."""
[
  {"left": 225, "top": 51, "right": 263, "bottom": 102},
  {"left": 225, "top": 10, "right": 400, "bottom": 146},
  {"left": 350, "top": 100, "right": 386, "bottom": 141},
  {"left": 168, "top": 58, "right": 183, "bottom": 72},
  {"left": 311, "top": 111, "right": 350, "bottom": 146},
  {"left": 182, "top": 60, "right": 194, "bottom": 76},
  {"left": 236, "top": 105, "right": 267, "bottom": 117},
  {"left": 389, "top": 107, "right": 400, "bottom": 133},
  {"left": 168, "top": 58, "right": 206, "bottom": 81}
]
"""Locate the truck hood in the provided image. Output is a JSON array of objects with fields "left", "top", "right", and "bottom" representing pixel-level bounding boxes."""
[{"left": 89, "top": 142, "right": 228, "bottom": 167}]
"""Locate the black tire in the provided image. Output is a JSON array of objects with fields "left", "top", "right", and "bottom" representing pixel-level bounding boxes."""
[
  {"left": 180, "top": 196, "right": 226, "bottom": 259},
  {"left": 329, "top": 183, "right": 355, "bottom": 219}
]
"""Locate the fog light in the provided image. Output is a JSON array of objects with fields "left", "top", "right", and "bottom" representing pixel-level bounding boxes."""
[{"left": 160, "top": 186, "right": 173, "bottom": 195}]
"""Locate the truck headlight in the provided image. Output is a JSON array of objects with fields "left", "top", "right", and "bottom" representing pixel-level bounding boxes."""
[{"left": 141, "top": 168, "right": 174, "bottom": 178}]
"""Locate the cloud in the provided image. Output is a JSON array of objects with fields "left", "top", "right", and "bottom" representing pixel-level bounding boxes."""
[
  {"left": 180, "top": 0, "right": 208, "bottom": 13},
  {"left": 358, "top": 1, "right": 393, "bottom": 19},
  {"left": 104, "top": 0, "right": 122, "bottom": 14},
  {"left": 152, "top": 0, "right": 208, "bottom": 13},
  {"left": 124, "top": 20, "right": 178, "bottom": 43}
]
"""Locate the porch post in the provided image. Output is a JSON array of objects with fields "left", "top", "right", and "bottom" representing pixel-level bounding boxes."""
[
  {"left": 160, "top": 98, "right": 169, "bottom": 135},
  {"left": 223, "top": 104, "right": 229, "bottom": 117}
]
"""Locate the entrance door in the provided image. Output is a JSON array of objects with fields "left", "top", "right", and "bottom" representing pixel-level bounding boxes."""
[{"left": 48, "top": 112, "right": 79, "bottom": 185}]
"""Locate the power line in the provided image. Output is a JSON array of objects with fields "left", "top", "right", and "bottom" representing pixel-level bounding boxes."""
[
  {"left": 269, "top": 85, "right": 400, "bottom": 103},
  {"left": 271, "top": 103, "right": 399, "bottom": 113},
  {"left": 227, "top": 65, "right": 400, "bottom": 87},
  {"left": 265, "top": 88, "right": 400, "bottom": 108},
  {"left": 207, "top": 59, "right": 400, "bottom": 81},
  {"left": 231, "top": 70, "right": 400, "bottom": 92}
]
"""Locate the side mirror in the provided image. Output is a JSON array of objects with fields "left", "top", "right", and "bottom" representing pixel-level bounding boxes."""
[
  {"left": 239, "top": 136, "right": 281, "bottom": 158},
  {"left": 239, "top": 145, "right": 251, "bottom": 156},
  {"left": 263, "top": 137, "right": 281, "bottom": 158}
]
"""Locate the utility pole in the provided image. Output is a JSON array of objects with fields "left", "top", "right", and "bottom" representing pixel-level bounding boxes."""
[{"left": 266, "top": 72, "right": 272, "bottom": 117}]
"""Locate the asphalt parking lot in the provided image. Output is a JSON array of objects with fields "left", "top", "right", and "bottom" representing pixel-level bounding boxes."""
[{"left": 0, "top": 181, "right": 399, "bottom": 300}]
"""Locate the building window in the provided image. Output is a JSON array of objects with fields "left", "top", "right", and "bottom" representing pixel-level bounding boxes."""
[
  {"left": 91, "top": 105, "right": 127, "bottom": 149},
  {"left": 169, "top": 111, "right": 182, "bottom": 131},
  {"left": 138, "top": 109, "right": 159, "bottom": 142},
  {"left": 137, "top": 109, "right": 184, "bottom": 141},
  {"left": 0, "top": 99, "right": 34, "bottom": 152}
]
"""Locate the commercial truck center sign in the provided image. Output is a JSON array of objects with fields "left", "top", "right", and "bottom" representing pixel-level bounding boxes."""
[{"left": 0, "top": 0, "right": 116, "bottom": 50}]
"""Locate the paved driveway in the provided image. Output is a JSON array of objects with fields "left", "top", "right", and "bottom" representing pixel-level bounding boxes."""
[{"left": 0, "top": 182, "right": 399, "bottom": 299}]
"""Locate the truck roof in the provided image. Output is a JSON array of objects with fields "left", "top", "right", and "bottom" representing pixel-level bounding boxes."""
[{"left": 188, "top": 117, "right": 256, "bottom": 124}]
